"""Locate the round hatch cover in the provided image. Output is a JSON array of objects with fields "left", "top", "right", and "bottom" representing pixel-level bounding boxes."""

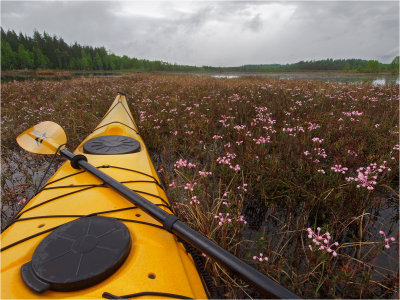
[
  {"left": 21, "top": 216, "right": 131, "bottom": 293},
  {"left": 83, "top": 135, "right": 141, "bottom": 155}
]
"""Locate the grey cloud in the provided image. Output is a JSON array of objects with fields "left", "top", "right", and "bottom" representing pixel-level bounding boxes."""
[
  {"left": 1, "top": 1, "right": 398, "bottom": 66},
  {"left": 243, "top": 14, "right": 263, "bottom": 32}
]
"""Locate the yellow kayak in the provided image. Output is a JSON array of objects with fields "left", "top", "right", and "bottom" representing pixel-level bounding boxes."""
[{"left": 1, "top": 93, "right": 209, "bottom": 299}]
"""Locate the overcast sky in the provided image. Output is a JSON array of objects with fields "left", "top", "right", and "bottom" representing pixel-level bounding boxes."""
[{"left": 1, "top": 1, "right": 399, "bottom": 66}]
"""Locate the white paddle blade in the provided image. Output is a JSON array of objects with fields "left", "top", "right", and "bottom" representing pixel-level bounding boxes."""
[{"left": 16, "top": 121, "right": 67, "bottom": 154}]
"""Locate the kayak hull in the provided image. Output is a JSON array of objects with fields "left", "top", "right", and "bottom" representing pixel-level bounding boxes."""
[{"left": 1, "top": 94, "right": 208, "bottom": 299}]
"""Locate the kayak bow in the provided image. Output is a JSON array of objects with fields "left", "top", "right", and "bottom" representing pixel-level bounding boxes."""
[
  {"left": 1, "top": 93, "right": 299, "bottom": 299},
  {"left": 1, "top": 94, "right": 209, "bottom": 299}
]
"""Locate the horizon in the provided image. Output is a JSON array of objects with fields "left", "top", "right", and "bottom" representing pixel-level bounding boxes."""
[{"left": 1, "top": 1, "right": 398, "bottom": 67}]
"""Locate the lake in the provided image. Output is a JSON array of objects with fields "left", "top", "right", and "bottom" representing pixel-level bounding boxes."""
[
  {"left": 206, "top": 72, "right": 400, "bottom": 85},
  {"left": 1, "top": 71, "right": 399, "bottom": 85}
]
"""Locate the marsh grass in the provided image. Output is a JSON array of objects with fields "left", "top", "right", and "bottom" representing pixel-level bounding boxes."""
[{"left": 1, "top": 74, "right": 399, "bottom": 298}]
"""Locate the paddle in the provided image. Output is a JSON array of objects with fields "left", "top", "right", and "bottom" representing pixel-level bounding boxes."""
[{"left": 17, "top": 122, "right": 300, "bottom": 299}]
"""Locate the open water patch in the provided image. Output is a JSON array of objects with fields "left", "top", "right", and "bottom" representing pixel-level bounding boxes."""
[{"left": 1, "top": 150, "right": 62, "bottom": 230}]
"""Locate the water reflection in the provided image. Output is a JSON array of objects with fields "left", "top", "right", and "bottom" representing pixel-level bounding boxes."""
[
  {"left": 1, "top": 72, "right": 123, "bottom": 82},
  {"left": 372, "top": 79, "right": 387, "bottom": 86},
  {"left": 372, "top": 78, "right": 400, "bottom": 86},
  {"left": 212, "top": 74, "right": 239, "bottom": 79},
  {"left": 207, "top": 72, "right": 400, "bottom": 85}
]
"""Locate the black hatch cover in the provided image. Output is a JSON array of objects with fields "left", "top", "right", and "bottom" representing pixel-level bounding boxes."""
[
  {"left": 21, "top": 216, "right": 131, "bottom": 293},
  {"left": 83, "top": 135, "right": 141, "bottom": 155}
]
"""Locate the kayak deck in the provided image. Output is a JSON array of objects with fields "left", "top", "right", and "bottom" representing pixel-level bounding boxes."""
[{"left": 1, "top": 94, "right": 208, "bottom": 299}]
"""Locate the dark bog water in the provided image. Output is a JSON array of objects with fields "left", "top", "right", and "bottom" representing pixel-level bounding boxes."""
[
  {"left": 1, "top": 72, "right": 123, "bottom": 82},
  {"left": 242, "top": 195, "right": 399, "bottom": 296}
]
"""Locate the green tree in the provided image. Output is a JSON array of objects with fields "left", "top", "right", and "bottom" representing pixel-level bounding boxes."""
[
  {"left": 17, "top": 44, "right": 34, "bottom": 69},
  {"left": 54, "top": 48, "right": 63, "bottom": 69},
  {"left": 365, "top": 60, "right": 381, "bottom": 73},
  {"left": 1, "top": 41, "right": 17, "bottom": 69},
  {"left": 390, "top": 56, "right": 399, "bottom": 74},
  {"left": 80, "top": 49, "right": 93, "bottom": 70},
  {"left": 344, "top": 62, "right": 350, "bottom": 72},
  {"left": 33, "top": 47, "right": 49, "bottom": 69},
  {"left": 93, "top": 52, "right": 103, "bottom": 70}
]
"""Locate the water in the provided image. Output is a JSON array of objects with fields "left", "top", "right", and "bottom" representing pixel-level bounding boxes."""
[
  {"left": 1, "top": 71, "right": 123, "bottom": 82},
  {"left": 205, "top": 72, "right": 399, "bottom": 85},
  {"left": 242, "top": 196, "right": 399, "bottom": 296},
  {"left": 2, "top": 71, "right": 399, "bottom": 85}
]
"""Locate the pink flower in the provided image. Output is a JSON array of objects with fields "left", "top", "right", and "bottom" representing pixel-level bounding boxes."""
[
  {"left": 174, "top": 159, "right": 196, "bottom": 169},
  {"left": 253, "top": 136, "right": 270, "bottom": 144},
  {"left": 230, "top": 164, "right": 241, "bottom": 171},
  {"left": 216, "top": 156, "right": 230, "bottom": 165},
  {"left": 347, "top": 149, "right": 358, "bottom": 157},
  {"left": 331, "top": 164, "right": 348, "bottom": 174},
  {"left": 190, "top": 196, "right": 200, "bottom": 205},
  {"left": 346, "top": 161, "right": 391, "bottom": 190},
  {"left": 198, "top": 171, "right": 212, "bottom": 177},
  {"left": 237, "top": 183, "right": 248, "bottom": 192},
  {"left": 379, "top": 231, "right": 396, "bottom": 249},
  {"left": 314, "top": 147, "right": 327, "bottom": 158},
  {"left": 307, "top": 227, "right": 339, "bottom": 257},
  {"left": 213, "top": 135, "right": 223, "bottom": 140},
  {"left": 253, "top": 253, "right": 268, "bottom": 262},
  {"left": 174, "top": 159, "right": 187, "bottom": 168},
  {"left": 215, "top": 213, "right": 232, "bottom": 226},
  {"left": 237, "top": 215, "right": 247, "bottom": 224},
  {"left": 184, "top": 182, "right": 197, "bottom": 191},
  {"left": 18, "top": 198, "right": 26, "bottom": 205},
  {"left": 312, "top": 137, "right": 324, "bottom": 143},
  {"left": 169, "top": 181, "right": 176, "bottom": 188}
]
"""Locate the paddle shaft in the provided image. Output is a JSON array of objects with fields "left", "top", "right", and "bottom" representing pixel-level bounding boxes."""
[{"left": 60, "top": 149, "right": 300, "bottom": 299}]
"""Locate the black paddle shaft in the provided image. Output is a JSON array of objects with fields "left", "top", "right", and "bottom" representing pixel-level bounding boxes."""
[{"left": 60, "top": 149, "right": 300, "bottom": 299}]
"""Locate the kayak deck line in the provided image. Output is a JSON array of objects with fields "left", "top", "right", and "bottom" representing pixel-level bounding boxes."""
[
  {"left": 13, "top": 181, "right": 171, "bottom": 220},
  {"left": 102, "top": 291, "right": 193, "bottom": 299},
  {"left": 41, "top": 164, "right": 162, "bottom": 189},
  {"left": 1, "top": 216, "right": 168, "bottom": 253},
  {"left": 11, "top": 204, "right": 172, "bottom": 223},
  {"left": 94, "top": 96, "right": 139, "bottom": 134},
  {"left": 41, "top": 180, "right": 163, "bottom": 192},
  {"left": 92, "top": 121, "right": 140, "bottom": 136},
  {"left": 2, "top": 201, "right": 174, "bottom": 252},
  {"left": 8, "top": 163, "right": 168, "bottom": 222}
]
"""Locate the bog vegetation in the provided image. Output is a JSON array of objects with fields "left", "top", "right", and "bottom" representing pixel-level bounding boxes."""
[
  {"left": 1, "top": 74, "right": 399, "bottom": 298},
  {"left": 1, "top": 28, "right": 399, "bottom": 74}
]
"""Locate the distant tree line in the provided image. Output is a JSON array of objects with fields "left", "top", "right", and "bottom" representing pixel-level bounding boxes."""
[
  {"left": 0, "top": 28, "right": 199, "bottom": 71},
  {"left": 1, "top": 28, "right": 398, "bottom": 74},
  {"left": 210, "top": 58, "right": 399, "bottom": 74}
]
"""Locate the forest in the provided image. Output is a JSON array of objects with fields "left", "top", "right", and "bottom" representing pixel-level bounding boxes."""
[{"left": 1, "top": 28, "right": 399, "bottom": 73}]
